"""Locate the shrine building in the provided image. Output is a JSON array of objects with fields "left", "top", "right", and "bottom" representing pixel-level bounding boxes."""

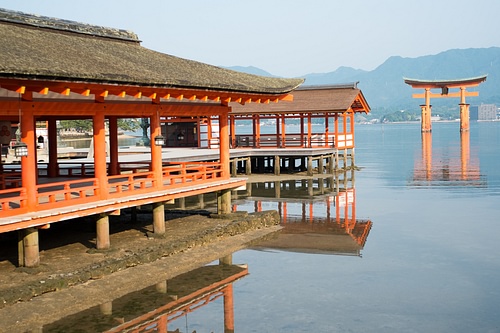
[{"left": 0, "top": 8, "right": 302, "bottom": 267}]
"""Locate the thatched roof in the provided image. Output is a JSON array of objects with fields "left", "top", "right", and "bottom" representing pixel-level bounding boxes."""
[
  {"left": 0, "top": 8, "right": 303, "bottom": 95},
  {"left": 230, "top": 83, "right": 371, "bottom": 114}
]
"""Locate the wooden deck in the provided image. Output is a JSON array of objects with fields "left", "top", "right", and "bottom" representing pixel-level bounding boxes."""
[{"left": 0, "top": 146, "right": 353, "bottom": 232}]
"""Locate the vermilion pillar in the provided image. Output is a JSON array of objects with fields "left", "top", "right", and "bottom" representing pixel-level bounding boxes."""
[
  {"left": 300, "top": 114, "right": 305, "bottom": 147},
  {"left": 255, "top": 115, "right": 261, "bottom": 147},
  {"left": 459, "top": 87, "right": 469, "bottom": 132},
  {"left": 150, "top": 110, "right": 163, "bottom": 187},
  {"left": 93, "top": 113, "right": 111, "bottom": 250},
  {"left": 459, "top": 103, "right": 470, "bottom": 132},
  {"left": 334, "top": 114, "right": 338, "bottom": 148},
  {"left": 21, "top": 107, "right": 37, "bottom": 209},
  {"left": 219, "top": 110, "right": 230, "bottom": 178},
  {"left": 280, "top": 114, "right": 286, "bottom": 148},
  {"left": 47, "top": 117, "right": 58, "bottom": 177},
  {"left": 108, "top": 116, "right": 119, "bottom": 175},
  {"left": 307, "top": 114, "right": 312, "bottom": 147},
  {"left": 93, "top": 112, "right": 108, "bottom": 200},
  {"left": 217, "top": 107, "right": 232, "bottom": 216},
  {"left": 229, "top": 115, "right": 236, "bottom": 148},
  {"left": 150, "top": 109, "right": 165, "bottom": 235},
  {"left": 421, "top": 88, "right": 432, "bottom": 132},
  {"left": 325, "top": 114, "right": 329, "bottom": 147}
]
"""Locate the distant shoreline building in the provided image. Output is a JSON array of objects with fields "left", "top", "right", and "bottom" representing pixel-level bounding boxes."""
[{"left": 470, "top": 104, "right": 498, "bottom": 121}]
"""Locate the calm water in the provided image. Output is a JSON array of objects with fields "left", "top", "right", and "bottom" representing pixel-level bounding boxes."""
[{"left": 52, "top": 121, "right": 500, "bottom": 332}]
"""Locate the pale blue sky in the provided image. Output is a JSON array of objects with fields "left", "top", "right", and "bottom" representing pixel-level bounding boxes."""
[{"left": 1, "top": 0, "right": 499, "bottom": 77}]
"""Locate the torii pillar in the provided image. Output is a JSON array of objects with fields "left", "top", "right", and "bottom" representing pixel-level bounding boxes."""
[
  {"left": 459, "top": 87, "right": 470, "bottom": 132},
  {"left": 404, "top": 75, "right": 487, "bottom": 132}
]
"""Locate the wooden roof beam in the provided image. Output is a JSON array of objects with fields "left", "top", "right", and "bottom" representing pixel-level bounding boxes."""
[
  {"left": 94, "top": 90, "right": 108, "bottom": 103},
  {"left": 59, "top": 88, "right": 71, "bottom": 96},
  {"left": 279, "top": 93, "right": 294, "bottom": 102},
  {"left": 412, "top": 91, "right": 479, "bottom": 99}
]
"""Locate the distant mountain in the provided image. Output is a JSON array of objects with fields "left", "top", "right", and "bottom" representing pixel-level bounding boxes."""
[
  {"left": 303, "top": 66, "right": 367, "bottom": 84},
  {"left": 227, "top": 47, "right": 500, "bottom": 115}
]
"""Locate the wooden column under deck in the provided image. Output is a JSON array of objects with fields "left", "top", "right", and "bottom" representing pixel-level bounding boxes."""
[
  {"left": 18, "top": 227, "right": 39, "bottom": 267},
  {"left": 153, "top": 202, "right": 165, "bottom": 235},
  {"left": 219, "top": 253, "right": 232, "bottom": 265},
  {"left": 96, "top": 213, "right": 110, "bottom": 250},
  {"left": 218, "top": 189, "right": 232, "bottom": 214}
]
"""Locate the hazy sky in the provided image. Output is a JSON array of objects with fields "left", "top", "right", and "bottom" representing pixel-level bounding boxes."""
[{"left": 1, "top": 0, "right": 499, "bottom": 77}]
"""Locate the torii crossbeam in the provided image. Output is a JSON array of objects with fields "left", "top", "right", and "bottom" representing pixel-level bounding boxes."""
[{"left": 404, "top": 75, "right": 487, "bottom": 132}]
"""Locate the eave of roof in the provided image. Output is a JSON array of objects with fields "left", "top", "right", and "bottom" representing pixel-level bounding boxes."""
[
  {"left": 0, "top": 8, "right": 304, "bottom": 100},
  {"left": 230, "top": 85, "right": 370, "bottom": 115}
]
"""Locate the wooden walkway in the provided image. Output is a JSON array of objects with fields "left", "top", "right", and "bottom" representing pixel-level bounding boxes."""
[{"left": 0, "top": 146, "right": 353, "bottom": 232}]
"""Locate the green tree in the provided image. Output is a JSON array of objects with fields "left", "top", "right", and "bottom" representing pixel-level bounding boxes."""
[
  {"left": 58, "top": 118, "right": 143, "bottom": 133},
  {"left": 59, "top": 120, "right": 93, "bottom": 132}
]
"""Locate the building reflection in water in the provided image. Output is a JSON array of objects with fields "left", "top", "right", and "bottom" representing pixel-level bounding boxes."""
[
  {"left": 232, "top": 170, "right": 372, "bottom": 257},
  {"left": 411, "top": 131, "right": 485, "bottom": 187},
  {"left": 44, "top": 258, "right": 245, "bottom": 333}
]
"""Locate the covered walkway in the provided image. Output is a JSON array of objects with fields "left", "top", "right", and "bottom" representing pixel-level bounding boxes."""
[{"left": 0, "top": 8, "right": 303, "bottom": 267}]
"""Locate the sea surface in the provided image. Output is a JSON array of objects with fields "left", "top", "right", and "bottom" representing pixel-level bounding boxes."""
[{"left": 53, "top": 121, "right": 500, "bottom": 333}]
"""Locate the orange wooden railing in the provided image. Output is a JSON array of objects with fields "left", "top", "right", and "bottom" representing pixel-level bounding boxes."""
[
  {"left": 107, "top": 171, "right": 155, "bottom": 196},
  {"left": 0, "top": 187, "right": 28, "bottom": 217},
  {"left": 36, "top": 178, "right": 101, "bottom": 210},
  {"left": 0, "top": 162, "right": 224, "bottom": 219},
  {"left": 235, "top": 133, "right": 336, "bottom": 148},
  {"left": 162, "top": 162, "right": 223, "bottom": 186}
]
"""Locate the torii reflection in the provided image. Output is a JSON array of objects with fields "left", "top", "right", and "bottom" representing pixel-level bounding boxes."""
[
  {"left": 43, "top": 258, "right": 245, "bottom": 333},
  {"left": 232, "top": 170, "right": 372, "bottom": 257},
  {"left": 412, "top": 131, "right": 485, "bottom": 187}
]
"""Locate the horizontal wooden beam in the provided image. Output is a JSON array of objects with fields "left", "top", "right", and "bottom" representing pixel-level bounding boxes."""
[
  {"left": 0, "top": 100, "right": 230, "bottom": 118},
  {"left": 412, "top": 91, "right": 479, "bottom": 99}
]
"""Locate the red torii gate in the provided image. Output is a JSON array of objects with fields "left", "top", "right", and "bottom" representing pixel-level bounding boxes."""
[{"left": 404, "top": 75, "right": 487, "bottom": 132}]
